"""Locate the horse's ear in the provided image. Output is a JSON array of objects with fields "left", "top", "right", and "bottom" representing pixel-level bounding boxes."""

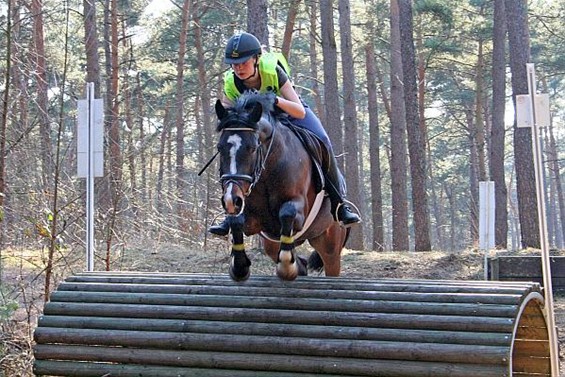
[
  {"left": 249, "top": 102, "right": 263, "bottom": 123},
  {"left": 215, "top": 99, "right": 228, "bottom": 120}
]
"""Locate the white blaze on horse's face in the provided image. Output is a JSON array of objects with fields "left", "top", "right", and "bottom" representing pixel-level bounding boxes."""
[
  {"left": 227, "top": 134, "right": 242, "bottom": 174},
  {"left": 223, "top": 134, "right": 243, "bottom": 215}
]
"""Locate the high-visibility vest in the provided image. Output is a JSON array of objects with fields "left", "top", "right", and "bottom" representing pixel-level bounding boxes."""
[{"left": 224, "top": 52, "right": 291, "bottom": 101}]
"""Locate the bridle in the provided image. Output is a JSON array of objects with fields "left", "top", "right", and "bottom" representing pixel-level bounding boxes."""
[{"left": 219, "top": 122, "right": 276, "bottom": 198}]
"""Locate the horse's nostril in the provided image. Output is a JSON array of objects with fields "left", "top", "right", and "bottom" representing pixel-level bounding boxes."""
[{"left": 234, "top": 196, "right": 243, "bottom": 210}]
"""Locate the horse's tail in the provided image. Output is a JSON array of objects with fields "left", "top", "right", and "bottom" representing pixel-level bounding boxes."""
[{"left": 307, "top": 251, "right": 324, "bottom": 272}]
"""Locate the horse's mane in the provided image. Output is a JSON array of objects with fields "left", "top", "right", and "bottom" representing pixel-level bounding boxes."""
[
  {"left": 216, "top": 91, "right": 278, "bottom": 133},
  {"left": 234, "top": 90, "right": 276, "bottom": 116}
]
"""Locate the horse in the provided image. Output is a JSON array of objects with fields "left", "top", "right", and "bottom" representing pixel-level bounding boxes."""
[{"left": 214, "top": 91, "right": 350, "bottom": 281}]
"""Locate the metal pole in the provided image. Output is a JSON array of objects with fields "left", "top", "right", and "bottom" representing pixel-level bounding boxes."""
[
  {"left": 86, "top": 83, "right": 95, "bottom": 271},
  {"left": 526, "top": 63, "right": 559, "bottom": 375}
]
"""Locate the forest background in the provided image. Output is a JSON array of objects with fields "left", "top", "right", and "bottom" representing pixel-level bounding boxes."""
[{"left": 0, "top": 0, "right": 564, "bottom": 323}]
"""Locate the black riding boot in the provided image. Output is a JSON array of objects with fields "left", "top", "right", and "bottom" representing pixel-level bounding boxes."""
[
  {"left": 325, "top": 155, "right": 361, "bottom": 227},
  {"left": 209, "top": 217, "right": 231, "bottom": 237}
]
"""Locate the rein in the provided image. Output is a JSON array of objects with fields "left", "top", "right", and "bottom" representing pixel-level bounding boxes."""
[{"left": 219, "top": 123, "right": 276, "bottom": 197}]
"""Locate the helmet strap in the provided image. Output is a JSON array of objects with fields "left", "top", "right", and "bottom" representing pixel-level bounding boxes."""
[{"left": 241, "top": 56, "right": 259, "bottom": 82}]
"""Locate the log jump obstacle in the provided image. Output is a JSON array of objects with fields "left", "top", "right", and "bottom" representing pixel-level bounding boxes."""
[{"left": 33, "top": 272, "right": 551, "bottom": 376}]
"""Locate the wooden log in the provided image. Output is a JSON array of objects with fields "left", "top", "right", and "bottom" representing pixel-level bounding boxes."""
[
  {"left": 34, "top": 345, "right": 509, "bottom": 377},
  {"left": 41, "top": 302, "right": 516, "bottom": 332},
  {"left": 38, "top": 316, "right": 512, "bottom": 346},
  {"left": 48, "top": 290, "right": 520, "bottom": 317},
  {"left": 56, "top": 281, "right": 523, "bottom": 305},
  {"left": 34, "top": 272, "right": 551, "bottom": 377},
  {"left": 34, "top": 327, "right": 510, "bottom": 364}
]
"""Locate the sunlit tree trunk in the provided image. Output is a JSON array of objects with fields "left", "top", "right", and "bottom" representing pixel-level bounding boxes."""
[
  {"left": 338, "top": 0, "right": 363, "bottom": 250},
  {"left": 490, "top": 0, "right": 508, "bottom": 248},
  {"left": 474, "top": 37, "right": 487, "bottom": 182},
  {"left": 505, "top": 0, "right": 539, "bottom": 248},
  {"left": 102, "top": 0, "right": 124, "bottom": 269},
  {"left": 281, "top": 0, "right": 301, "bottom": 59},
  {"left": 83, "top": 0, "right": 101, "bottom": 97},
  {"left": 389, "top": 0, "right": 409, "bottom": 251},
  {"left": 365, "top": 44, "right": 384, "bottom": 251},
  {"left": 247, "top": 0, "right": 268, "bottom": 46},
  {"left": 320, "top": 0, "right": 343, "bottom": 168},
  {"left": 398, "top": 0, "right": 431, "bottom": 251}
]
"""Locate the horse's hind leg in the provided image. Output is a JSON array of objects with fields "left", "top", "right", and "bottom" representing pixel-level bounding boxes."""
[
  {"left": 228, "top": 216, "right": 251, "bottom": 281},
  {"left": 308, "top": 224, "right": 345, "bottom": 277}
]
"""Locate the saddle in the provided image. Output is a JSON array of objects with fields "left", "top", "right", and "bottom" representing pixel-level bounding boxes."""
[{"left": 278, "top": 117, "right": 327, "bottom": 193}]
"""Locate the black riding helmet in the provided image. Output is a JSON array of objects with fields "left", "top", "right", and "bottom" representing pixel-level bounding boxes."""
[{"left": 224, "top": 32, "right": 262, "bottom": 64}]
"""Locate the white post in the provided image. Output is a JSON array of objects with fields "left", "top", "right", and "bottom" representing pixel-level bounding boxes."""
[
  {"left": 524, "top": 63, "right": 559, "bottom": 376},
  {"left": 479, "top": 181, "right": 495, "bottom": 280},
  {"left": 86, "top": 84, "right": 95, "bottom": 271},
  {"left": 77, "top": 83, "right": 104, "bottom": 271}
]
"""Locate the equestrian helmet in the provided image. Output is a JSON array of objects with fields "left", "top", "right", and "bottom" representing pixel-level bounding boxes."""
[{"left": 224, "top": 32, "right": 262, "bottom": 64}]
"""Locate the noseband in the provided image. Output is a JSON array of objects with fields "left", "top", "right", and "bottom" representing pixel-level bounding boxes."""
[{"left": 220, "top": 124, "right": 276, "bottom": 197}]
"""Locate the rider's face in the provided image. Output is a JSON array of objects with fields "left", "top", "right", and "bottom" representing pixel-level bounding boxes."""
[{"left": 232, "top": 57, "right": 256, "bottom": 79}]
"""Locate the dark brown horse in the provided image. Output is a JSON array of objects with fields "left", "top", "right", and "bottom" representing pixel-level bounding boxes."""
[{"left": 215, "top": 92, "right": 349, "bottom": 281}]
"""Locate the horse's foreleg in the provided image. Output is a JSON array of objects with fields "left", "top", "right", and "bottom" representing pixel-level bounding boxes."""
[
  {"left": 228, "top": 216, "right": 251, "bottom": 281},
  {"left": 276, "top": 201, "right": 304, "bottom": 281}
]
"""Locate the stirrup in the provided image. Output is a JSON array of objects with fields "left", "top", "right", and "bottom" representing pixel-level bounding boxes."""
[{"left": 335, "top": 200, "right": 361, "bottom": 228}]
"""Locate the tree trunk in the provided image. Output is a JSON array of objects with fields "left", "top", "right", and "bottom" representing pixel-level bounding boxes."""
[
  {"left": 247, "top": 0, "right": 269, "bottom": 46},
  {"left": 135, "top": 73, "right": 148, "bottom": 204},
  {"left": 175, "top": 0, "right": 191, "bottom": 233},
  {"left": 281, "top": 0, "right": 301, "bottom": 60},
  {"left": 468, "top": 110, "right": 479, "bottom": 245},
  {"left": 338, "top": 0, "right": 363, "bottom": 250},
  {"left": 0, "top": 0, "right": 12, "bottom": 218},
  {"left": 193, "top": 3, "right": 214, "bottom": 241},
  {"left": 474, "top": 36, "right": 487, "bottom": 182},
  {"left": 505, "top": 0, "right": 539, "bottom": 248},
  {"left": 156, "top": 102, "right": 172, "bottom": 213},
  {"left": 545, "top": 92, "right": 565, "bottom": 248},
  {"left": 308, "top": 1, "right": 324, "bottom": 125},
  {"left": 389, "top": 0, "right": 409, "bottom": 251},
  {"left": 398, "top": 0, "right": 431, "bottom": 251},
  {"left": 31, "top": 0, "right": 53, "bottom": 187},
  {"left": 365, "top": 44, "right": 384, "bottom": 251},
  {"left": 490, "top": 0, "right": 508, "bottom": 248},
  {"left": 83, "top": 0, "right": 101, "bottom": 97},
  {"left": 320, "top": 0, "right": 343, "bottom": 168}
]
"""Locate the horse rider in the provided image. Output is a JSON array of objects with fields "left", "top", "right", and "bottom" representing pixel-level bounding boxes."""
[{"left": 209, "top": 32, "right": 361, "bottom": 237}]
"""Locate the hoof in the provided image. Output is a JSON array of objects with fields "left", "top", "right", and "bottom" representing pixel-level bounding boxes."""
[
  {"left": 229, "top": 265, "right": 250, "bottom": 281},
  {"left": 276, "top": 263, "right": 298, "bottom": 281},
  {"left": 276, "top": 250, "right": 298, "bottom": 281},
  {"left": 229, "top": 253, "right": 251, "bottom": 282}
]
